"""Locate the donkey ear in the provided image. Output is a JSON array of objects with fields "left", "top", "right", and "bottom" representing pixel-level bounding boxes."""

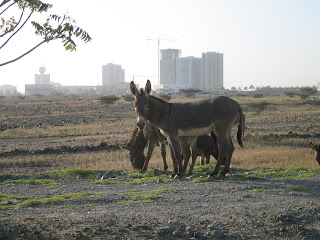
[
  {"left": 119, "top": 145, "right": 131, "bottom": 151},
  {"left": 130, "top": 81, "right": 138, "bottom": 97},
  {"left": 145, "top": 80, "right": 152, "bottom": 95},
  {"left": 310, "top": 142, "right": 319, "bottom": 151}
]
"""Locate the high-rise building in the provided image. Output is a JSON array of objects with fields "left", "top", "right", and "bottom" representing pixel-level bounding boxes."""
[
  {"left": 176, "top": 56, "right": 202, "bottom": 89},
  {"left": 202, "top": 52, "right": 223, "bottom": 91},
  {"left": 102, "top": 63, "right": 125, "bottom": 86},
  {"left": 160, "top": 49, "right": 181, "bottom": 84}
]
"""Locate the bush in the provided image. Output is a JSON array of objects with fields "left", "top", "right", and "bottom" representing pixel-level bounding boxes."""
[
  {"left": 180, "top": 89, "right": 202, "bottom": 98},
  {"left": 247, "top": 101, "right": 270, "bottom": 114},
  {"left": 98, "top": 95, "right": 119, "bottom": 104},
  {"left": 253, "top": 94, "right": 264, "bottom": 98},
  {"left": 122, "top": 95, "right": 135, "bottom": 102},
  {"left": 285, "top": 92, "right": 296, "bottom": 98}
]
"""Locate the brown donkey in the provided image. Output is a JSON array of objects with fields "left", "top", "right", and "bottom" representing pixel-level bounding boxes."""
[
  {"left": 130, "top": 80, "right": 245, "bottom": 178},
  {"left": 121, "top": 120, "right": 219, "bottom": 174},
  {"left": 120, "top": 120, "right": 169, "bottom": 171},
  {"left": 309, "top": 142, "right": 320, "bottom": 165}
]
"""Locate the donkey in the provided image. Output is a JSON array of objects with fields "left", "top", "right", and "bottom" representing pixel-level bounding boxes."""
[
  {"left": 120, "top": 120, "right": 169, "bottom": 172},
  {"left": 183, "top": 132, "right": 219, "bottom": 174},
  {"left": 130, "top": 80, "right": 245, "bottom": 178},
  {"left": 309, "top": 142, "right": 320, "bottom": 165},
  {"left": 121, "top": 119, "right": 219, "bottom": 174}
]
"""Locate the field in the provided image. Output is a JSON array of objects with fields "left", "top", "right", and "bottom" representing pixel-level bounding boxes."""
[{"left": 1, "top": 93, "right": 320, "bottom": 239}]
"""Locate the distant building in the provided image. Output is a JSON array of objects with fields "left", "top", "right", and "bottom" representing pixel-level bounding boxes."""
[
  {"left": 59, "top": 85, "right": 95, "bottom": 95},
  {"left": 317, "top": 82, "right": 320, "bottom": 92},
  {"left": 25, "top": 84, "right": 53, "bottom": 96},
  {"left": 35, "top": 66, "right": 50, "bottom": 84},
  {"left": 176, "top": 56, "right": 202, "bottom": 89},
  {"left": 160, "top": 49, "right": 181, "bottom": 85},
  {"left": 202, "top": 52, "right": 223, "bottom": 91},
  {"left": 0, "top": 85, "right": 18, "bottom": 96},
  {"left": 25, "top": 66, "right": 61, "bottom": 96},
  {"left": 102, "top": 63, "right": 125, "bottom": 85}
]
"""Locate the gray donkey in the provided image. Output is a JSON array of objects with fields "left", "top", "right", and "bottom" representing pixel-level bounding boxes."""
[{"left": 130, "top": 80, "right": 245, "bottom": 178}]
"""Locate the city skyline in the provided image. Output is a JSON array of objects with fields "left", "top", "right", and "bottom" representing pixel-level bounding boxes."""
[{"left": 0, "top": 0, "right": 319, "bottom": 93}]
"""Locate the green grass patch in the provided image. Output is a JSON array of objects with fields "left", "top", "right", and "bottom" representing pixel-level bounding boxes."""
[
  {"left": 128, "top": 169, "right": 171, "bottom": 184},
  {"left": 16, "top": 192, "right": 97, "bottom": 208},
  {"left": 44, "top": 169, "right": 102, "bottom": 180},
  {"left": 192, "top": 177, "right": 214, "bottom": 183},
  {"left": 2, "top": 179, "right": 57, "bottom": 185},
  {"left": 230, "top": 174, "right": 265, "bottom": 181},
  {"left": 190, "top": 164, "right": 216, "bottom": 175},
  {"left": 114, "top": 187, "right": 177, "bottom": 205},
  {"left": 0, "top": 193, "right": 32, "bottom": 210},
  {"left": 170, "top": 198, "right": 181, "bottom": 203},
  {"left": 254, "top": 167, "right": 320, "bottom": 180}
]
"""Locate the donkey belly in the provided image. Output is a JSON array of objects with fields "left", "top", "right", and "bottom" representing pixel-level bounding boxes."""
[{"left": 178, "top": 124, "right": 215, "bottom": 137}]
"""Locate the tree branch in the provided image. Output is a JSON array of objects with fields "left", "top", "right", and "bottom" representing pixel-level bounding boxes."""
[
  {"left": 0, "top": 6, "right": 25, "bottom": 37},
  {"left": 0, "top": 8, "right": 33, "bottom": 49},
  {"left": 0, "top": 0, "right": 13, "bottom": 10},
  {"left": 0, "top": 39, "right": 47, "bottom": 67},
  {"left": 0, "top": 1, "right": 15, "bottom": 15}
]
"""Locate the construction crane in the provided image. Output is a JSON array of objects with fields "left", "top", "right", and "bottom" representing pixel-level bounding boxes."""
[{"left": 147, "top": 37, "right": 181, "bottom": 85}]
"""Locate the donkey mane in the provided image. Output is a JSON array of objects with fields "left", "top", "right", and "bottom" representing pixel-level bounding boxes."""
[
  {"left": 127, "top": 127, "right": 140, "bottom": 146},
  {"left": 149, "top": 95, "right": 168, "bottom": 104}
]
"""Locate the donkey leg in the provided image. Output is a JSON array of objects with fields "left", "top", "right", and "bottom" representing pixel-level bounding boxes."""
[
  {"left": 220, "top": 136, "right": 234, "bottom": 176},
  {"left": 188, "top": 149, "right": 198, "bottom": 175},
  {"left": 160, "top": 143, "right": 168, "bottom": 170},
  {"left": 142, "top": 143, "right": 156, "bottom": 172},
  {"left": 169, "top": 137, "right": 184, "bottom": 177},
  {"left": 168, "top": 140, "right": 180, "bottom": 177},
  {"left": 209, "top": 133, "right": 228, "bottom": 177},
  {"left": 179, "top": 137, "right": 191, "bottom": 173},
  {"left": 205, "top": 154, "right": 210, "bottom": 165},
  {"left": 188, "top": 137, "right": 198, "bottom": 175},
  {"left": 201, "top": 156, "right": 205, "bottom": 165}
]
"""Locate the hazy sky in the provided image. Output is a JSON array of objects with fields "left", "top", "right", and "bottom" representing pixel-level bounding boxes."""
[{"left": 1, "top": 0, "right": 319, "bottom": 93}]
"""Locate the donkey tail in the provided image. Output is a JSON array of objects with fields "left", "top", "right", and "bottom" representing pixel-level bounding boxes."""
[{"left": 237, "top": 107, "right": 245, "bottom": 148}]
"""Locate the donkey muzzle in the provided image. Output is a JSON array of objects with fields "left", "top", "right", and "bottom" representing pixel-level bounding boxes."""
[{"left": 137, "top": 116, "right": 146, "bottom": 129}]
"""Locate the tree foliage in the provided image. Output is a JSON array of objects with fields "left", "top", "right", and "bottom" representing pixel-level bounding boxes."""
[{"left": 0, "top": 0, "right": 92, "bottom": 67}]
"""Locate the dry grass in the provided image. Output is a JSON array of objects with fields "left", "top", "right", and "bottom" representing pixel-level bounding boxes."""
[{"left": 1, "top": 94, "right": 320, "bottom": 175}]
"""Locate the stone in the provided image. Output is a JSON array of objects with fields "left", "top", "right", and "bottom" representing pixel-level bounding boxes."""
[{"left": 101, "top": 170, "right": 117, "bottom": 180}]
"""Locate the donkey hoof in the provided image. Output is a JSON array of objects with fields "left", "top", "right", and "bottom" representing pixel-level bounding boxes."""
[{"left": 174, "top": 174, "right": 182, "bottom": 180}]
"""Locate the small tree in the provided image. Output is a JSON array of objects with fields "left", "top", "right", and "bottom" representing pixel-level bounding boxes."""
[
  {"left": 0, "top": 0, "right": 91, "bottom": 67},
  {"left": 180, "top": 89, "right": 202, "bottom": 98}
]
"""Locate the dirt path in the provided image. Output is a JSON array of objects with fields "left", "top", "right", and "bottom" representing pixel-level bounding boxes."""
[{"left": 1, "top": 171, "right": 320, "bottom": 240}]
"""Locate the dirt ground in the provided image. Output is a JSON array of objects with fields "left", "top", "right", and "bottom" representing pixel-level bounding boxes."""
[{"left": 1, "top": 171, "right": 320, "bottom": 240}]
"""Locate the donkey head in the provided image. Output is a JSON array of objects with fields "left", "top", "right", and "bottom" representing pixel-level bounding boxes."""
[
  {"left": 120, "top": 145, "right": 146, "bottom": 170},
  {"left": 309, "top": 142, "right": 320, "bottom": 165},
  {"left": 130, "top": 80, "right": 152, "bottom": 129}
]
